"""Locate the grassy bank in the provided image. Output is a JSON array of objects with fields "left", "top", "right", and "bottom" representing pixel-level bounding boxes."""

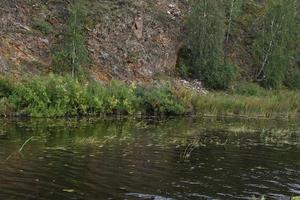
[
  {"left": 192, "top": 90, "right": 300, "bottom": 118},
  {"left": 0, "top": 75, "right": 299, "bottom": 118}
]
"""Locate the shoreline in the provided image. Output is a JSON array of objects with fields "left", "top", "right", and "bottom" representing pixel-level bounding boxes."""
[{"left": 1, "top": 75, "right": 299, "bottom": 119}]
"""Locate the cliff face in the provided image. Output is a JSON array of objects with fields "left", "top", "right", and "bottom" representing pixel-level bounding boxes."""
[{"left": 0, "top": 0, "right": 189, "bottom": 82}]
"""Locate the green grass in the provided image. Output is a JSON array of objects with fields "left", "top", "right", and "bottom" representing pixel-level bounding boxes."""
[{"left": 192, "top": 90, "right": 300, "bottom": 118}]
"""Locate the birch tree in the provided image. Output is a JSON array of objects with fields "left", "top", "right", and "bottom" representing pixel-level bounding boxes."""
[
  {"left": 225, "top": 0, "right": 243, "bottom": 45},
  {"left": 254, "top": 0, "right": 298, "bottom": 89},
  {"left": 187, "top": 0, "right": 235, "bottom": 89}
]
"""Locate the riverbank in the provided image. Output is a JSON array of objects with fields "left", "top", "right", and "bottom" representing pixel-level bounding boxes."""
[
  {"left": 0, "top": 75, "right": 299, "bottom": 118},
  {"left": 192, "top": 90, "right": 300, "bottom": 119}
]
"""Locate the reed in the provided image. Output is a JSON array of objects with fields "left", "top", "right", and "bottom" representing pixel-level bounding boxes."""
[{"left": 192, "top": 90, "right": 300, "bottom": 118}]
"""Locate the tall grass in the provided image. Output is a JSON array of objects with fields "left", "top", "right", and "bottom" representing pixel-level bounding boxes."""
[{"left": 192, "top": 90, "right": 300, "bottom": 118}]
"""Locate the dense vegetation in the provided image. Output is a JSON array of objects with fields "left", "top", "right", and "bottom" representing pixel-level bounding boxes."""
[
  {"left": 186, "top": 0, "right": 236, "bottom": 90},
  {"left": 180, "top": 0, "right": 300, "bottom": 90},
  {"left": 0, "top": 75, "right": 299, "bottom": 118},
  {"left": 0, "top": 75, "right": 189, "bottom": 117}
]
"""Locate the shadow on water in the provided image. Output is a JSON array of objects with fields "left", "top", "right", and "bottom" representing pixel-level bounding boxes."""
[{"left": 0, "top": 117, "right": 300, "bottom": 200}]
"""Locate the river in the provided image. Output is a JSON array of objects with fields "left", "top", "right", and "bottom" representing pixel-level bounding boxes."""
[{"left": 0, "top": 117, "right": 299, "bottom": 200}]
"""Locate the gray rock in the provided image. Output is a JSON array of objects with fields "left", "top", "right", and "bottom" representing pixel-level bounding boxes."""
[{"left": 0, "top": 55, "right": 8, "bottom": 73}]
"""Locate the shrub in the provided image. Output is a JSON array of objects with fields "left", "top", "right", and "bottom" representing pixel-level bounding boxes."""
[
  {"left": 286, "top": 71, "right": 300, "bottom": 90},
  {"left": 137, "top": 86, "right": 186, "bottom": 115},
  {"left": 0, "top": 97, "right": 14, "bottom": 116},
  {"left": 195, "top": 62, "right": 236, "bottom": 90},
  {"left": 10, "top": 76, "right": 50, "bottom": 116},
  {"left": 104, "top": 80, "right": 139, "bottom": 115},
  {"left": 176, "top": 47, "right": 192, "bottom": 79},
  {"left": 0, "top": 76, "right": 14, "bottom": 98},
  {"left": 8, "top": 75, "right": 188, "bottom": 117},
  {"left": 170, "top": 86, "right": 195, "bottom": 112},
  {"left": 177, "top": 63, "right": 190, "bottom": 80},
  {"left": 85, "top": 81, "right": 106, "bottom": 114},
  {"left": 10, "top": 75, "right": 89, "bottom": 117}
]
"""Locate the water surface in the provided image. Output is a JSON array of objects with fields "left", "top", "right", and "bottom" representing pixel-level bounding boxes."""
[{"left": 0, "top": 117, "right": 299, "bottom": 200}]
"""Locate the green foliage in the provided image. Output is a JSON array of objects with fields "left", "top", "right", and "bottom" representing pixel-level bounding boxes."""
[
  {"left": 104, "top": 81, "right": 139, "bottom": 115},
  {"left": 176, "top": 47, "right": 192, "bottom": 79},
  {"left": 187, "top": 0, "right": 235, "bottom": 89},
  {"left": 10, "top": 75, "right": 89, "bottom": 117},
  {"left": 177, "top": 63, "right": 190, "bottom": 80},
  {"left": 254, "top": 0, "right": 299, "bottom": 89},
  {"left": 224, "top": 0, "right": 244, "bottom": 44},
  {"left": 263, "top": 47, "right": 288, "bottom": 89},
  {"left": 2, "top": 73, "right": 299, "bottom": 118},
  {"left": 286, "top": 71, "right": 300, "bottom": 90},
  {"left": 0, "top": 76, "right": 14, "bottom": 98},
  {"left": 0, "top": 97, "right": 14, "bottom": 116},
  {"left": 53, "top": 0, "right": 89, "bottom": 77},
  {"left": 212, "top": 63, "right": 236, "bottom": 90},
  {"left": 137, "top": 86, "right": 186, "bottom": 115},
  {"left": 32, "top": 18, "right": 53, "bottom": 34},
  {"left": 6, "top": 75, "right": 187, "bottom": 117}
]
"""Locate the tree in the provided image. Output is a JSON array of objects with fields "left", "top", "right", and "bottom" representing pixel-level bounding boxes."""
[
  {"left": 225, "top": 0, "right": 244, "bottom": 45},
  {"left": 254, "top": 0, "right": 298, "bottom": 89},
  {"left": 54, "top": 0, "right": 89, "bottom": 78},
  {"left": 187, "top": 0, "right": 235, "bottom": 89}
]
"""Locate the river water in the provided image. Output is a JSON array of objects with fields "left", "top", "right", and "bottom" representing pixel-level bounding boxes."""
[{"left": 0, "top": 117, "right": 299, "bottom": 200}]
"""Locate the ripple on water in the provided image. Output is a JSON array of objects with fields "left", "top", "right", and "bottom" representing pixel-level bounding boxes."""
[{"left": 0, "top": 118, "right": 300, "bottom": 200}]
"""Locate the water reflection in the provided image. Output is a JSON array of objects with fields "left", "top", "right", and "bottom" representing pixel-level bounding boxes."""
[{"left": 0, "top": 117, "right": 299, "bottom": 200}]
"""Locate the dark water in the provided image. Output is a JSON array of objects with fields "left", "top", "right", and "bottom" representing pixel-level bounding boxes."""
[{"left": 0, "top": 117, "right": 300, "bottom": 200}]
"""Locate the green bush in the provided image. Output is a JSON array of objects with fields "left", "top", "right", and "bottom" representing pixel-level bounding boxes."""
[
  {"left": 197, "top": 62, "right": 236, "bottom": 90},
  {"left": 286, "top": 71, "right": 300, "bottom": 90},
  {"left": 104, "top": 80, "right": 139, "bottom": 115},
  {"left": 85, "top": 81, "right": 106, "bottom": 114},
  {"left": 0, "top": 97, "right": 14, "bottom": 116},
  {"left": 176, "top": 47, "right": 192, "bottom": 79},
  {"left": 177, "top": 63, "right": 191, "bottom": 80},
  {"left": 7, "top": 75, "right": 187, "bottom": 117},
  {"left": 137, "top": 86, "right": 186, "bottom": 115},
  {"left": 0, "top": 76, "right": 14, "bottom": 98},
  {"left": 10, "top": 75, "right": 89, "bottom": 117}
]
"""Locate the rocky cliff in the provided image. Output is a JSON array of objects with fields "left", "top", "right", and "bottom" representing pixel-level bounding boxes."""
[{"left": 0, "top": 0, "right": 189, "bottom": 82}]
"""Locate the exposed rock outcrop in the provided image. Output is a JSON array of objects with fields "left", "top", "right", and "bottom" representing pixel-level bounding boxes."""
[{"left": 0, "top": 0, "right": 189, "bottom": 82}]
